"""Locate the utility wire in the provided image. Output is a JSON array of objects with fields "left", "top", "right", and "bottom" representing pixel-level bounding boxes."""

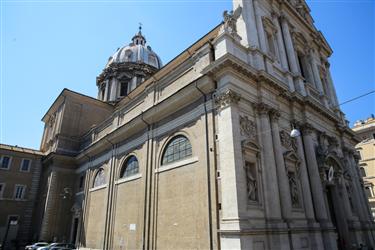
[{"left": 334, "top": 90, "right": 375, "bottom": 108}]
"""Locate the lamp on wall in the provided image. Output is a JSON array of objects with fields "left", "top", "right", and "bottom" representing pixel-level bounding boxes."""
[{"left": 290, "top": 128, "right": 301, "bottom": 138}]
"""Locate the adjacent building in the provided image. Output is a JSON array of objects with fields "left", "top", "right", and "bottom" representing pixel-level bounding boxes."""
[
  {"left": 353, "top": 116, "right": 375, "bottom": 219},
  {"left": 0, "top": 144, "right": 43, "bottom": 248},
  {"left": 1, "top": 0, "right": 374, "bottom": 249}
]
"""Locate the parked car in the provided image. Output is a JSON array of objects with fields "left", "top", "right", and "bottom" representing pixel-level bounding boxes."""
[
  {"left": 37, "top": 243, "right": 75, "bottom": 250},
  {"left": 25, "top": 242, "right": 49, "bottom": 250}
]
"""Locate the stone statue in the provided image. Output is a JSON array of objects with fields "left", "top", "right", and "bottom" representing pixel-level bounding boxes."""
[
  {"left": 289, "top": 173, "right": 300, "bottom": 207},
  {"left": 223, "top": 7, "right": 242, "bottom": 34},
  {"left": 245, "top": 162, "right": 258, "bottom": 202}
]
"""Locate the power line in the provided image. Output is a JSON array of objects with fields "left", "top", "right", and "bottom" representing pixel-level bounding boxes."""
[{"left": 335, "top": 90, "right": 375, "bottom": 108}]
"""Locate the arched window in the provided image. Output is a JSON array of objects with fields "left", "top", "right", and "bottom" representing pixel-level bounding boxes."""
[
  {"left": 120, "top": 156, "right": 139, "bottom": 178},
  {"left": 93, "top": 168, "right": 106, "bottom": 188},
  {"left": 162, "top": 135, "right": 192, "bottom": 165}
]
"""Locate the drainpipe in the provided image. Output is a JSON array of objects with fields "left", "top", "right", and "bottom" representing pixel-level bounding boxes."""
[
  {"left": 103, "top": 137, "right": 116, "bottom": 250},
  {"left": 195, "top": 81, "right": 213, "bottom": 250},
  {"left": 140, "top": 112, "right": 152, "bottom": 250}
]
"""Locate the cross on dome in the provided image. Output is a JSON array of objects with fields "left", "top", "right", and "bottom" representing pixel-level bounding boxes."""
[{"left": 132, "top": 23, "right": 146, "bottom": 46}]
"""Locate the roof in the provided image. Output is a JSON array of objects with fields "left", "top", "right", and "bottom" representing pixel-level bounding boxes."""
[
  {"left": 41, "top": 88, "right": 113, "bottom": 122},
  {"left": 0, "top": 143, "right": 44, "bottom": 156}
]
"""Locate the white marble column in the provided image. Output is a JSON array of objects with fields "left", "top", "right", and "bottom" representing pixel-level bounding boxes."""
[
  {"left": 273, "top": 14, "right": 289, "bottom": 71},
  {"left": 257, "top": 104, "right": 282, "bottom": 220},
  {"left": 325, "top": 64, "right": 339, "bottom": 107},
  {"left": 270, "top": 111, "right": 292, "bottom": 220},
  {"left": 233, "top": 0, "right": 259, "bottom": 49},
  {"left": 104, "top": 80, "right": 110, "bottom": 102},
  {"left": 233, "top": 0, "right": 265, "bottom": 70},
  {"left": 309, "top": 51, "right": 324, "bottom": 94},
  {"left": 109, "top": 79, "right": 117, "bottom": 101},
  {"left": 301, "top": 125, "right": 328, "bottom": 221},
  {"left": 280, "top": 16, "right": 306, "bottom": 95},
  {"left": 280, "top": 16, "right": 299, "bottom": 75},
  {"left": 254, "top": 0, "right": 267, "bottom": 53},
  {"left": 295, "top": 135, "right": 315, "bottom": 221},
  {"left": 301, "top": 124, "right": 337, "bottom": 249}
]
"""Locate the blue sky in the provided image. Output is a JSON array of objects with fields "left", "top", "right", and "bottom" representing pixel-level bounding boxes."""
[{"left": 1, "top": 0, "right": 374, "bottom": 149}]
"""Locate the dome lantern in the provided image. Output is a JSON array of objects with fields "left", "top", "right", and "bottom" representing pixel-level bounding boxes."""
[{"left": 97, "top": 26, "right": 162, "bottom": 103}]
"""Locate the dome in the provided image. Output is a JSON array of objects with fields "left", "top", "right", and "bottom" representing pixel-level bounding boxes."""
[{"left": 105, "top": 28, "right": 162, "bottom": 69}]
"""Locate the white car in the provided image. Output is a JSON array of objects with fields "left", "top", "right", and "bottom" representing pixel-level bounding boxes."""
[
  {"left": 37, "top": 243, "right": 76, "bottom": 250},
  {"left": 25, "top": 242, "right": 49, "bottom": 250}
]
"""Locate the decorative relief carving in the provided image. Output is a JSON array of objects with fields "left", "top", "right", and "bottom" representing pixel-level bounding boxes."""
[
  {"left": 280, "top": 130, "right": 298, "bottom": 151},
  {"left": 214, "top": 89, "right": 241, "bottom": 108},
  {"left": 240, "top": 116, "right": 257, "bottom": 141}
]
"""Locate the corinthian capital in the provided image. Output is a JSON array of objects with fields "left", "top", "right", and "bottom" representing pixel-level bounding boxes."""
[
  {"left": 215, "top": 89, "right": 241, "bottom": 108},
  {"left": 255, "top": 103, "right": 272, "bottom": 115},
  {"left": 300, "top": 123, "right": 315, "bottom": 135},
  {"left": 269, "top": 109, "right": 281, "bottom": 121}
]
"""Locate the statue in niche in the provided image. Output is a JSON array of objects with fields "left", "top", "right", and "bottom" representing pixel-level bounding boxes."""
[
  {"left": 288, "top": 172, "right": 300, "bottom": 207},
  {"left": 245, "top": 161, "right": 258, "bottom": 202}
]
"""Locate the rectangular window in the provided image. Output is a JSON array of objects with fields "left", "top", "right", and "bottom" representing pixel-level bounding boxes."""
[
  {"left": 20, "top": 159, "right": 31, "bottom": 172},
  {"left": 120, "top": 82, "right": 128, "bottom": 96},
  {"left": 0, "top": 156, "right": 11, "bottom": 169},
  {"left": 14, "top": 185, "right": 26, "bottom": 200},
  {"left": 0, "top": 183, "right": 5, "bottom": 198}
]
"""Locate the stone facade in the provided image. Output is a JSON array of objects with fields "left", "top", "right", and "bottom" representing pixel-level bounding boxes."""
[
  {"left": 352, "top": 116, "right": 375, "bottom": 220},
  {"left": 2, "top": 0, "right": 375, "bottom": 249},
  {"left": 0, "top": 144, "right": 43, "bottom": 248}
]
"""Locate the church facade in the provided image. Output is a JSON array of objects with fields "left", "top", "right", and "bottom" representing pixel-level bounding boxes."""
[{"left": 2, "top": 0, "right": 374, "bottom": 249}]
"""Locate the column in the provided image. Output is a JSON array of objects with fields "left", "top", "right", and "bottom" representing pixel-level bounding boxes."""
[
  {"left": 270, "top": 111, "right": 292, "bottom": 220},
  {"left": 233, "top": 0, "right": 259, "bottom": 49},
  {"left": 104, "top": 80, "right": 110, "bottom": 102},
  {"left": 273, "top": 14, "right": 289, "bottom": 71},
  {"left": 257, "top": 104, "right": 282, "bottom": 220},
  {"left": 301, "top": 124, "right": 328, "bottom": 221},
  {"left": 325, "top": 64, "right": 339, "bottom": 107},
  {"left": 233, "top": 0, "right": 265, "bottom": 70},
  {"left": 253, "top": 0, "right": 267, "bottom": 53},
  {"left": 309, "top": 51, "right": 324, "bottom": 94},
  {"left": 295, "top": 135, "right": 315, "bottom": 221},
  {"left": 280, "top": 16, "right": 306, "bottom": 94},
  {"left": 301, "top": 124, "right": 337, "bottom": 249},
  {"left": 280, "top": 16, "right": 299, "bottom": 75},
  {"left": 340, "top": 179, "right": 354, "bottom": 221},
  {"left": 346, "top": 152, "right": 371, "bottom": 221},
  {"left": 109, "top": 78, "right": 117, "bottom": 101}
]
